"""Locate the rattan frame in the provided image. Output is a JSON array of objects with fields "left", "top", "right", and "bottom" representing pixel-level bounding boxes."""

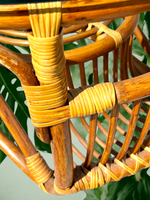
[{"left": 0, "top": 1, "right": 150, "bottom": 196}]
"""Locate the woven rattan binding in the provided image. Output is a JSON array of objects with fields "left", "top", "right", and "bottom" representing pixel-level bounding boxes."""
[
  {"left": 22, "top": 2, "right": 150, "bottom": 195},
  {"left": 53, "top": 148, "right": 150, "bottom": 195},
  {"left": 23, "top": 1, "right": 124, "bottom": 194},
  {"left": 90, "top": 22, "right": 122, "bottom": 46},
  {"left": 23, "top": 82, "right": 116, "bottom": 127},
  {"left": 25, "top": 2, "right": 67, "bottom": 192},
  {"left": 1, "top": 1, "right": 150, "bottom": 196}
]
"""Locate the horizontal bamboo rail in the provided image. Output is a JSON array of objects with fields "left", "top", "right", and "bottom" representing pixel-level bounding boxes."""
[
  {"left": 114, "top": 72, "right": 150, "bottom": 105},
  {"left": 2, "top": 15, "right": 138, "bottom": 66},
  {"left": 0, "top": 0, "right": 149, "bottom": 29}
]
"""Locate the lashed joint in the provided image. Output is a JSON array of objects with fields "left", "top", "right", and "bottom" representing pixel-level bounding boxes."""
[{"left": 22, "top": 82, "right": 116, "bottom": 127}]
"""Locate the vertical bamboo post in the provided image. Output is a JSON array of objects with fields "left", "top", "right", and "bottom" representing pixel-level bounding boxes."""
[
  {"left": 27, "top": 2, "right": 73, "bottom": 190},
  {"left": 50, "top": 121, "right": 73, "bottom": 189}
]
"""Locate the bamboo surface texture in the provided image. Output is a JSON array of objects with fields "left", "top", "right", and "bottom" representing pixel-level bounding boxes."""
[
  {"left": 0, "top": 0, "right": 150, "bottom": 29},
  {"left": 1, "top": 0, "right": 150, "bottom": 196}
]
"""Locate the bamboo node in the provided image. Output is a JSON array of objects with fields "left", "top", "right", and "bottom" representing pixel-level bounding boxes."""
[{"left": 23, "top": 82, "right": 116, "bottom": 127}]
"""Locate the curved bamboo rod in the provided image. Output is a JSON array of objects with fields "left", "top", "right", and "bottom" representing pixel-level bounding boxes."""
[
  {"left": 84, "top": 114, "right": 98, "bottom": 168},
  {"left": 79, "top": 117, "right": 118, "bottom": 156},
  {"left": 134, "top": 25, "right": 150, "bottom": 57},
  {"left": 0, "top": 35, "right": 29, "bottom": 46},
  {"left": 122, "top": 103, "right": 145, "bottom": 124},
  {"left": 120, "top": 40, "right": 128, "bottom": 80},
  {"left": 72, "top": 144, "right": 85, "bottom": 162},
  {"left": 10, "top": 15, "right": 139, "bottom": 66},
  {"left": 132, "top": 56, "right": 150, "bottom": 76},
  {"left": 0, "top": 1, "right": 149, "bottom": 29},
  {"left": 130, "top": 108, "right": 150, "bottom": 155},
  {"left": 0, "top": 29, "right": 27, "bottom": 37},
  {"left": 100, "top": 104, "right": 120, "bottom": 164},
  {"left": 0, "top": 44, "right": 37, "bottom": 86},
  {"left": 70, "top": 121, "right": 101, "bottom": 159},
  {"left": 0, "top": 130, "right": 37, "bottom": 183},
  {"left": 0, "top": 44, "right": 50, "bottom": 143},
  {"left": 116, "top": 100, "right": 142, "bottom": 160},
  {"left": 103, "top": 53, "right": 109, "bottom": 82},
  {"left": 0, "top": 94, "right": 36, "bottom": 157},
  {"left": 65, "top": 15, "right": 139, "bottom": 65},
  {"left": 0, "top": 19, "right": 113, "bottom": 47}
]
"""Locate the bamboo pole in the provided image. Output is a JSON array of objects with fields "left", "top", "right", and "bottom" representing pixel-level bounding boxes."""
[{"left": 0, "top": 1, "right": 149, "bottom": 29}]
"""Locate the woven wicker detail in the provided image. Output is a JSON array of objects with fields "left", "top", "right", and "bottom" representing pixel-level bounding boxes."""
[
  {"left": 114, "top": 159, "right": 135, "bottom": 174},
  {"left": 92, "top": 23, "right": 122, "bottom": 48},
  {"left": 54, "top": 149, "right": 150, "bottom": 195},
  {"left": 24, "top": 2, "right": 68, "bottom": 128},
  {"left": 27, "top": 31, "right": 67, "bottom": 105},
  {"left": 22, "top": 83, "right": 68, "bottom": 127},
  {"left": 130, "top": 154, "right": 150, "bottom": 168},
  {"left": 27, "top": 31, "right": 66, "bottom": 86},
  {"left": 22, "top": 82, "right": 116, "bottom": 127},
  {"left": 54, "top": 163, "right": 118, "bottom": 195},
  {"left": 69, "top": 82, "right": 116, "bottom": 118},
  {"left": 26, "top": 152, "right": 53, "bottom": 184}
]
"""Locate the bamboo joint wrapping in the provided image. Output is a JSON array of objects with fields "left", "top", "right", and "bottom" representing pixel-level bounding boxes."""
[{"left": 23, "top": 82, "right": 116, "bottom": 127}]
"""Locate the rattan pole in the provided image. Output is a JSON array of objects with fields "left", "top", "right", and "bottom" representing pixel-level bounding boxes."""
[
  {"left": 127, "top": 34, "right": 135, "bottom": 77},
  {"left": 84, "top": 114, "right": 98, "bottom": 168},
  {"left": 100, "top": 104, "right": 120, "bottom": 164},
  {"left": 103, "top": 53, "right": 109, "bottom": 82},
  {"left": 27, "top": 2, "right": 74, "bottom": 190},
  {"left": 0, "top": 131, "right": 37, "bottom": 183},
  {"left": 114, "top": 72, "right": 150, "bottom": 105},
  {"left": 130, "top": 107, "right": 150, "bottom": 154},
  {"left": 0, "top": 44, "right": 50, "bottom": 144},
  {"left": 113, "top": 49, "right": 118, "bottom": 82},
  {"left": 50, "top": 121, "right": 73, "bottom": 189},
  {"left": 0, "top": 1, "right": 148, "bottom": 29},
  {"left": 116, "top": 100, "right": 142, "bottom": 160},
  {"left": 134, "top": 25, "right": 150, "bottom": 57},
  {"left": 120, "top": 41, "right": 128, "bottom": 80},
  {"left": 93, "top": 57, "right": 99, "bottom": 85},
  {"left": 0, "top": 95, "right": 36, "bottom": 157}
]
